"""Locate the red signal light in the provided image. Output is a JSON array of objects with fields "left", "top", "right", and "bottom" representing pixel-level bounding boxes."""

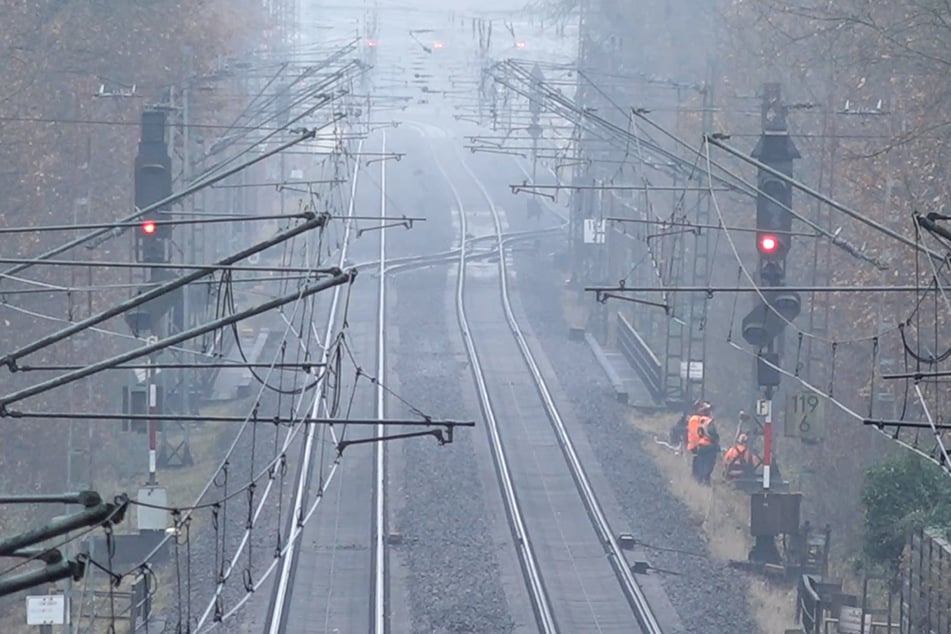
[
  {"left": 366, "top": 38, "right": 377, "bottom": 48},
  {"left": 758, "top": 234, "right": 778, "bottom": 254},
  {"left": 432, "top": 40, "right": 445, "bottom": 49},
  {"left": 515, "top": 40, "right": 527, "bottom": 49},
  {"left": 142, "top": 220, "right": 157, "bottom": 235}
]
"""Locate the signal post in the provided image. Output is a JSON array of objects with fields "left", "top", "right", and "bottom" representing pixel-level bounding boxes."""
[
  {"left": 741, "top": 83, "right": 801, "bottom": 488},
  {"left": 126, "top": 109, "right": 174, "bottom": 536},
  {"left": 735, "top": 83, "right": 802, "bottom": 568}
]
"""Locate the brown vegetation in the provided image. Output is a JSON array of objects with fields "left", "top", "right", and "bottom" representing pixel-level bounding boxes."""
[
  {"left": 0, "top": 0, "right": 264, "bottom": 609},
  {"left": 549, "top": 0, "right": 951, "bottom": 608},
  {"left": 715, "top": 0, "right": 951, "bottom": 570}
]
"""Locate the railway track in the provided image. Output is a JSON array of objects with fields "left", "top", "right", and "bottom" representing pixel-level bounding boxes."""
[
  {"left": 264, "top": 139, "right": 367, "bottom": 634},
  {"left": 261, "top": 131, "right": 564, "bottom": 634},
  {"left": 264, "top": 125, "right": 662, "bottom": 632},
  {"left": 437, "top": 143, "right": 664, "bottom": 634},
  {"left": 435, "top": 145, "right": 558, "bottom": 634}
]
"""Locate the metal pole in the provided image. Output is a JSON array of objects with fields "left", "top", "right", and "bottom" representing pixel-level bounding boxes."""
[
  {"left": 0, "top": 559, "right": 83, "bottom": 598},
  {"left": 0, "top": 213, "right": 325, "bottom": 368},
  {"left": 0, "top": 271, "right": 353, "bottom": 409},
  {"left": 64, "top": 198, "right": 80, "bottom": 634},
  {"left": 280, "top": 152, "right": 286, "bottom": 216},
  {"left": 182, "top": 45, "right": 195, "bottom": 426},
  {"left": 0, "top": 502, "right": 125, "bottom": 556}
]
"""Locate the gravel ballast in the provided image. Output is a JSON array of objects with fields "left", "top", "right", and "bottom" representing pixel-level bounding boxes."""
[
  {"left": 384, "top": 128, "right": 518, "bottom": 633},
  {"left": 391, "top": 268, "right": 516, "bottom": 633}
]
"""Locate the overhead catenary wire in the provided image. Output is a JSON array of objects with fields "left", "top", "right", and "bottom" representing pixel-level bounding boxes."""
[
  {"left": 728, "top": 339, "right": 951, "bottom": 477},
  {"left": 0, "top": 214, "right": 327, "bottom": 371},
  {"left": 0, "top": 212, "right": 312, "bottom": 235},
  {"left": 43, "top": 42, "right": 380, "bottom": 628},
  {"left": 630, "top": 109, "right": 887, "bottom": 269},
  {"left": 484, "top": 0, "right": 951, "bottom": 476},
  {"left": 702, "top": 139, "right": 893, "bottom": 346},
  {"left": 198, "top": 42, "right": 361, "bottom": 166},
  {"left": 0, "top": 270, "right": 354, "bottom": 410},
  {"left": 150, "top": 133, "right": 358, "bottom": 631},
  {"left": 705, "top": 133, "right": 945, "bottom": 262},
  {"left": 0, "top": 128, "right": 321, "bottom": 285},
  {"left": 486, "top": 61, "right": 886, "bottom": 272}
]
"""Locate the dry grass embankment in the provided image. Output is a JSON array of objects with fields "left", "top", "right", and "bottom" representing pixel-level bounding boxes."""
[{"left": 631, "top": 411, "right": 798, "bottom": 634}]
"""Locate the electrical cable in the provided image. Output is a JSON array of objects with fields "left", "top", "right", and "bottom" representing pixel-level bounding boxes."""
[
  {"left": 224, "top": 275, "right": 322, "bottom": 395},
  {"left": 726, "top": 339, "right": 951, "bottom": 476},
  {"left": 69, "top": 62, "right": 437, "bottom": 631},
  {"left": 190, "top": 135, "right": 367, "bottom": 630},
  {"left": 59, "top": 37, "right": 369, "bottom": 634},
  {"left": 703, "top": 138, "right": 889, "bottom": 345}
]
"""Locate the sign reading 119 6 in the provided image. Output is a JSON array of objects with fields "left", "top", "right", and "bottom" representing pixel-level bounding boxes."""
[{"left": 785, "top": 389, "right": 825, "bottom": 442}]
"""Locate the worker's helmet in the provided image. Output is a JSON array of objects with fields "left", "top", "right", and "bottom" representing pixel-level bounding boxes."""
[
  {"left": 698, "top": 401, "right": 712, "bottom": 413},
  {"left": 737, "top": 433, "right": 749, "bottom": 444}
]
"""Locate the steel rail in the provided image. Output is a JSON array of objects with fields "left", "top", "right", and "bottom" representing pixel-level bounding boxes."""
[
  {"left": 460, "top": 151, "right": 664, "bottom": 633},
  {"left": 264, "top": 138, "right": 365, "bottom": 634},
  {"left": 359, "top": 142, "right": 563, "bottom": 634},
  {"left": 365, "top": 225, "right": 566, "bottom": 274},
  {"left": 373, "top": 132, "right": 388, "bottom": 633},
  {"left": 435, "top": 148, "right": 558, "bottom": 633}
]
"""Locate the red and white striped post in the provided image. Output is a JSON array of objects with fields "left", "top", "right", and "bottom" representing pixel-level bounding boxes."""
[
  {"left": 762, "top": 398, "right": 773, "bottom": 489},
  {"left": 147, "top": 357, "right": 158, "bottom": 485}
]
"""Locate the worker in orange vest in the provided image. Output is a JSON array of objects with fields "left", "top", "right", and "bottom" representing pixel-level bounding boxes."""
[
  {"left": 693, "top": 415, "right": 720, "bottom": 484},
  {"left": 687, "top": 401, "right": 714, "bottom": 482},
  {"left": 686, "top": 400, "right": 712, "bottom": 454},
  {"left": 723, "top": 433, "right": 760, "bottom": 480}
]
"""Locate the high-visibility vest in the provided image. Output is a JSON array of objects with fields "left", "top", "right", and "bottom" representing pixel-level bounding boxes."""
[
  {"left": 724, "top": 444, "right": 754, "bottom": 477},
  {"left": 696, "top": 417, "right": 716, "bottom": 447},
  {"left": 686, "top": 415, "right": 703, "bottom": 451}
]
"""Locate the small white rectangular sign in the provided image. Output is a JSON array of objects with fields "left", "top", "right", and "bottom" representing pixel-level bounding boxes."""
[
  {"left": 679, "top": 361, "right": 703, "bottom": 381},
  {"left": 583, "top": 218, "right": 606, "bottom": 244},
  {"left": 26, "top": 594, "right": 68, "bottom": 625},
  {"left": 837, "top": 606, "right": 871, "bottom": 633}
]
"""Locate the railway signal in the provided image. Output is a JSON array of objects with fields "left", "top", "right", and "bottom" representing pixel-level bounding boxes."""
[
  {"left": 137, "top": 218, "right": 168, "bottom": 263},
  {"left": 740, "top": 84, "right": 802, "bottom": 490},
  {"left": 741, "top": 84, "right": 801, "bottom": 357},
  {"left": 134, "top": 109, "right": 172, "bottom": 264},
  {"left": 757, "top": 233, "right": 778, "bottom": 256},
  {"left": 129, "top": 108, "right": 174, "bottom": 499}
]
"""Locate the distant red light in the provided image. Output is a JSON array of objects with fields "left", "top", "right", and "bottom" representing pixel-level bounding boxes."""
[
  {"left": 515, "top": 40, "right": 527, "bottom": 49},
  {"left": 142, "top": 221, "right": 157, "bottom": 235},
  {"left": 433, "top": 40, "right": 445, "bottom": 49},
  {"left": 367, "top": 38, "right": 377, "bottom": 48},
  {"left": 758, "top": 234, "right": 778, "bottom": 254}
]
